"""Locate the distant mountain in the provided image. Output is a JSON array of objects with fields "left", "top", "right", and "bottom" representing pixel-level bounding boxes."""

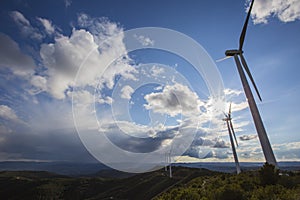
[
  {"left": 0, "top": 170, "right": 67, "bottom": 179},
  {"left": 0, "top": 161, "right": 299, "bottom": 177},
  {"left": 0, "top": 161, "right": 109, "bottom": 176},
  {"left": 175, "top": 161, "right": 300, "bottom": 173}
]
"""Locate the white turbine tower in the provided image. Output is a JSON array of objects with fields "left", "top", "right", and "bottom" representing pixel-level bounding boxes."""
[
  {"left": 164, "top": 149, "right": 172, "bottom": 178},
  {"left": 223, "top": 103, "right": 241, "bottom": 174},
  {"left": 168, "top": 152, "right": 172, "bottom": 178},
  {"left": 164, "top": 152, "right": 168, "bottom": 172},
  {"left": 224, "top": 0, "right": 277, "bottom": 167}
]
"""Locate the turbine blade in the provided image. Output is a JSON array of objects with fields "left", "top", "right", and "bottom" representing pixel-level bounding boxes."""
[
  {"left": 216, "top": 56, "right": 232, "bottom": 62},
  {"left": 226, "top": 121, "right": 231, "bottom": 135},
  {"left": 229, "top": 102, "right": 232, "bottom": 116},
  {"left": 239, "top": 0, "right": 255, "bottom": 51},
  {"left": 229, "top": 120, "right": 239, "bottom": 147},
  {"left": 240, "top": 54, "right": 262, "bottom": 101}
]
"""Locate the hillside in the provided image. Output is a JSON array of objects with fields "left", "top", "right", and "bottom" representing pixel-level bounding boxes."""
[
  {"left": 0, "top": 167, "right": 218, "bottom": 200},
  {"left": 155, "top": 164, "right": 300, "bottom": 200},
  {"left": 1, "top": 165, "right": 300, "bottom": 200}
]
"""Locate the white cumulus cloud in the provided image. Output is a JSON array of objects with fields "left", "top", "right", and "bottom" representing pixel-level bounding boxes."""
[
  {"left": 37, "top": 17, "right": 55, "bottom": 35},
  {"left": 29, "top": 75, "right": 47, "bottom": 94},
  {"left": 40, "top": 14, "right": 137, "bottom": 100},
  {"left": 224, "top": 88, "right": 243, "bottom": 96},
  {"left": 40, "top": 29, "right": 97, "bottom": 99},
  {"left": 250, "top": 0, "right": 300, "bottom": 24},
  {"left": 121, "top": 85, "right": 134, "bottom": 100},
  {"left": 0, "top": 105, "right": 19, "bottom": 122},
  {"left": 144, "top": 83, "right": 203, "bottom": 117}
]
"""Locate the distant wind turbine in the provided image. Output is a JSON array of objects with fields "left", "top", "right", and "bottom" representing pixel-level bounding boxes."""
[
  {"left": 164, "top": 152, "right": 168, "bottom": 172},
  {"left": 223, "top": 103, "right": 241, "bottom": 174},
  {"left": 223, "top": 0, "right": 277, "bottom": 167},
  {"left": 164, "top": 149, "right": 173, "bottom": 178},
  {"left": 168, "top": 152, "right": 172, "bottom": 178}
]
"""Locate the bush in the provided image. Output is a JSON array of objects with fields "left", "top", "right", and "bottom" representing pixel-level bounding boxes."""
[
  {"left": 259, "top": 163, "right": 279, "bottom": 186},
  {"left": 250, "top": 184, "right": 298, "bottom": 200},
  {"left": 216, "top": 184, "right": 245, "bottom": 200}
]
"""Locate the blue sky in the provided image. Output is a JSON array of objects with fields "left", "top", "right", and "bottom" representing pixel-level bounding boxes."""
[{"left": 0, "top": 0, "right": 300, "bottom": 169}]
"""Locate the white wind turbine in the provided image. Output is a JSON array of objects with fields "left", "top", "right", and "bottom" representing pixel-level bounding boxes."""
[
  {"left": 164, "top": 149, "right": 173, "bottom": 178},
  {"left": 223, "top": 0, "right": 277, "bottom": 167},
  {"left": 223, "top": 103, "right": 241, "bottom": 174}
]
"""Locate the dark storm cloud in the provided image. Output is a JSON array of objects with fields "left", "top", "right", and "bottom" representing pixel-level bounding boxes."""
[
  {"left": 0, "top": 33, "right": 35, "bottom": 74},
  {"left": 0, "top": 127, "right": 96, "bottom": 162},
  {"left": 239, "top": 134, "right": 257, "bottom": 141},
  {"left": 213, "top": 140, "right": 229, "bottom": 148},
  {"left": 105, "top": 125, "right": 179, "bottom": 153}
]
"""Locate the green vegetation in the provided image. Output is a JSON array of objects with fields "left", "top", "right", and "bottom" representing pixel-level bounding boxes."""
[
  {"left": 1, "top": 164, "right": 300, "bottom": 200},
  {"left": 155, "top": 163, "right": 300, "bottom": 200},
  {"left": 0, "top": 167, "right": 217, "bottom": 200}
]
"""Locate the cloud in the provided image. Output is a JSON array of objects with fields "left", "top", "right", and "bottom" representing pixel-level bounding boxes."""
[
  {"left": 272, "top": 141, "right": 300, "bottom": 161},
  {"left": 121, "top": 85, "right": 134, "bottom": 99},
  {"left": 64, "top": 0, "right": 72, "bottom": 8},
  {"left": 213, "top": 139, "right": 230, "bottom": 148},
  {"left": 40, "top": 29, "right": 97, "bottom": 99},
  {"left": 0, "top": 127, "right": 95, "bottom": 162},
  {"left": 250, "top": 0, "right": 300, "bottom": 24},
  {"left": 232, "top": 101, "right": 249, "bottom": 112},
  {"left": 37, "top": 17, "right": 55, "bottom": 35},
  {"left": 40, "top": 14, "right": 137, "bottom": 99},
  {"left": 0, "top": 33, "right": 35, "bottom": 77},
  {"left": 184, "top": 147, "right": 230, "bottom": 160},
  {"left": 10, "top": 11, "right": 43, "bottom": 40},
  {"left": 224, "top": 88, "right": 243, "bottom": 96},
  {"left": 97, "top": 96, "right": 113, "bottom": 105},
  {"left": 29, "top": 75, "right": 47, "bottom": 94},
  {"left": 150, "top": 65, "right": 165, "bottom": 77},
  {"left": 225, "top": 101, "right": 249, "bottom": 113},
  {"left": 134, "top": 34, "right": 154, "bottom": 46},
  {"left": 70, "top": 90, "right": 94, "bottom": 106},
  {"left": 239, "top": 134, "right": 257, "bottom": 141},
  {"left": 98, "top": 120, "right": 179, "bottom": 153},
  {"left": 191, "top": 136, "right": 215, "bottom": 147},
  {"left": 144, "top": 83, "right": 203, "bottom": 117},
  {"left": 0, "top": 105, "right": 19, "bottom": 121},
  {"left": 77, "top": 13, "right": 125, "bottom": 45}
]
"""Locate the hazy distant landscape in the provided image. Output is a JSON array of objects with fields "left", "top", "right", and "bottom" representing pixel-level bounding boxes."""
[{"left": 1, "top": 161, "right": 300, "bottom": 176}]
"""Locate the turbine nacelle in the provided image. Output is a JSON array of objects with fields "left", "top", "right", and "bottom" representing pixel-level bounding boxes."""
[{"left": 225, "top": 49, "right": 243, "bottom": 57}]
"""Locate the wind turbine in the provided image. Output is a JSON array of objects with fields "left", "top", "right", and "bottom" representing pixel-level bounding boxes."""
[
  {"left": 164, "top": 148, "right": 173, "bottom": 178},
  {"left": 224, "top": 0, "right": 277, "bottom": 167},
  {"left": 223, "top": 103, "right": 241, "bottom": 174},
  {"left": 168, "top": 152, "right": 172, "bottom": 178},
  {"left": 164, "top": 152, "right": 168, "bottom": 171}
]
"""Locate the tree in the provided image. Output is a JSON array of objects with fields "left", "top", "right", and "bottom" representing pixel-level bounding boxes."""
[
  {"left": 259, "top": 162, "right": 279, "bottom": 186},
  {"left": 216, "top": 183, "right": 245, "bottom": 200}
]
